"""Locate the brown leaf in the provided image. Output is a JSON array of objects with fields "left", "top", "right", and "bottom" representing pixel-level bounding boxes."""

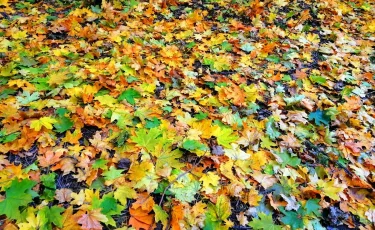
[
  {"left": 77, "top": 209, "right": 108, "bottom": 230},
  {"left": 55, "top": 188, "right": 73, "bottom": 203}
]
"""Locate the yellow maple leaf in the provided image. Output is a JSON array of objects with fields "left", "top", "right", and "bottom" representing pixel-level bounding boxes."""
[
  {"left": 364, "top": 19, "right": 375, "bottom": 33},
  {"left": 71, "top": 190, "right": 85, "bottom": 205},
  {"left": 249, "top": 151, "right": 268, "bottom": 170},
  {"left": 18, "top": 208, "right": 41, "bottom": 230},
  {"left": 11, "top": 30, "right": 27, "bottom": 40},
  {"left": 317, "top": 179, "right": 345, "bottom": 201},
  {"left": 30, "top": 117, "right": 57, "bottom": 131},
  {"left": 247, "top": 188, "right": 263, "bottom": 206},
  {"left": 114, "top": 185, "right": 137, "bottom": 205},
  {"left": 200, "top": 172, "right": 220, "bottom": 194},
  {"left": 48, "top": 71, "right": 68, "bottom": 86},
  {"left": 85, "top": 189, "right": 100, "bottom": 203},
  {"left": 0, "top": 0, "right": 8, "bottom": 7},
  {"left": 95, "top": 95, "right": 118, "bottom": 107}
]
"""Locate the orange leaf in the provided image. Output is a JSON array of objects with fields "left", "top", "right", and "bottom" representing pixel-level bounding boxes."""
[
  {"left": 171, "top": 202, "right": 184, "bottom": 230},
  {"left": 62, "top": 130, "right": 82, "bottom": 144},
  {"left": 132, "top": 193, "right": 155, "bottom": 212},
  {"left": 61, "top": 207, "right": 82, "bottom": 230},
  {"left": 129, "top": 193, "right": 156, "bottom": 229},
  {"left": 129, "top": 207, "right": 155, "bottom": 230},
  {"left": 294, "top": 69, "right": 307, "bottom": 79},
  {"left": 38, "top": 149, "right": 64, "bottom": 168}
]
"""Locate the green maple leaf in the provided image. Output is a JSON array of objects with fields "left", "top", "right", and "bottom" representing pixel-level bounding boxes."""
[
  {"left": 17, "top": 91, "right": 40, "bottom": 105},
  {"left": 170, "top": 180, "right": 200, "bottom": 202},
  {"left": 240, "top": 43, "right": 255, "bottom": 52},
  {"left": 0, "top": 88, "right": 16, "bottom": 100},
  {"left": 204, "top": 195, "right": 231, "bottom": 229},
  {"left": 118, "top": 88, "right": 141, "bottom": 105},
  {"left": 308, "top": 109, "right": 330, "bottom": 126},
  {"left": 99, "top": 195, "right": 118, "bottom": 214},
  {"left": 19, "top": 56, "right": 38, "bottom": 67},
  {"left": 145, "top": 117, "right": 161, "bottom": 129},
  {"left": 0, "top": 179, "right": 37, "bottom": 220},
  {"left": 92, "top": 159, "right": 109, "bottom": 170},
  {"left": 0, "top": 131, "right": 20, "bottom": 144},
  {"left": 304, "top": 199, "right": 321, "bottom": 216},
  {"left": 295, "top": 124, "right": 316, "bottom": 140},
  {"left": 53, "top": 117, "right": 73, "bottom": 133},
  {"left": 309, "top": 74, "right": 326, "bottom": 84},
  {"left": 156, "top": 149, "right": 184, "bottom": 170},
  {"left": 266, "top": 55, "right": 280, "bottom": 63},
  {"left": 266, "top": 117, "right": 281, "bottom": 140},
  {"left": 277, "top": 151, "right": 301, "bottom": 167},
  {"left": 260, "top": 136, "right": 277, "bottom": 149},
  {"left": 280, "top": 207, "right": 304, "bottom": 230},
  {"left": 182, "top": 139, "right": 209, "bottom": 151},
  {"left": 213, "top": 127, "right": 238, "bottom": 148},
  {"left": 40, "top": 172, "right": 56, "bottom": 201},
  {"left": 92, "top": 194, "right": 123, "bottom": 227},
  {"left": 153, "top": 205, "right": 168, "bottom": 227},
  {"left": 102, "top": 166, "right": 124, "bottom": 180},
  {"left": 39, "top": 206, "right": 65, "bottom": 229},
  {"left": 248, "top": 212, "right": 282, "bottom": 230},
  {"left": 221, "top": 41, "right": 232, "bottom": 51},
  {"left": 131, "top": 128, "right": 162, "bottom": 153},
  {"left": 284, "top": 94, "right": 305, "bottom": 106}
]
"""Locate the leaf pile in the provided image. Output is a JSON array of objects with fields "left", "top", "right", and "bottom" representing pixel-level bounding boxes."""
[{"left": 0, "top": 0, "right": 375, "bottom": 229}]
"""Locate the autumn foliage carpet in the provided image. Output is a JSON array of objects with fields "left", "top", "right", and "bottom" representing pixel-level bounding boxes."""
[{"left": 0, "top": 0, "right": 375, "bottom": 229}]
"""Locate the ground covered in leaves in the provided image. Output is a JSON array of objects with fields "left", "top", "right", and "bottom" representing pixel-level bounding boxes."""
[{"left": 0, "top": 0, "right": 375, "bottom": 229}]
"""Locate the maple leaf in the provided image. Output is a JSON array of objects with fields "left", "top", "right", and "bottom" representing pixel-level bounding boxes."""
[
  {"left": 0, "top": 179, "right": 37, "bottom": 220},
  {"left": 308, "top": 109, "right": 330, "bottom": 126},
  {"left": 38, "top": 149, "right": 64, "bottom": 168},
  {"left": 213, "top": 127, "right": 239, "bottom": 148},
  {"left": 129, "top": 194, "right": 155, "bottom": 230},
  {"left": 316, "top": 179, "right": 344, "bottom": 201},
  {"left": 304, "top": 199, "right": 321, "bottom": 217},
  {"left": 89, "top": 132, "right": 111, "bottom": 151},
  {"left": 200, "top": 171, "right": 220, "bottom": 194},
  {"left": 156, "top": 149, "right": 184, "bottom": 172},
  {"left": 182, "top": 139, "right": 208, "bottom": 151},
  {"left": 39, "top": 205, "right": 65, "bottom": 229},
  {"left": 153, "top": 205, "right": 168, "bottom": 227},
  {"left": 30, "top": 117, "right": 58, "bottom": 131},
  {"left": 224, "top": 144, "right": 249, "bottom": 161},
  {"left": 114, "top": 185, "right": 137, "bottom": 205},
  {"left": 275, "top": 151, "right": 301, "bottom": 167},
  {"left": 16, "top": 91, "right": 40, "bottom": 105},
  {"left": 266, "top": 117, "right": 281, "bottom": 140},
  {"left": 170, "top": 179, "right": 201, "bottom": 203},
  {"left": 78, "top": 209, "right": 108, "bottom": 230},
  {"left": 248, "top": 212, "right": 282, "bottom": 230},
  {"left": 118, "top": 88, "right": 141, "bottom": 105},
  {"left": 54, "top": 117, "right": 74, "bottom": 133},
  {"left": 102, "top": 166, "right": 123, "bottom": 180},
  {"left": 131, "top": 128, "right": 162, "bottom": 154},
  {"left": 205, "top": 195, "right": 231, "bottom": 228},
  {"left": 62, "top": 129, "right": 82, "bottom": 144},
  {"left": 55, "top": 188, "right": 73, "bottom": 203},
  {"left": 280, "top": 207, "right": 304, "bottom": 230}
]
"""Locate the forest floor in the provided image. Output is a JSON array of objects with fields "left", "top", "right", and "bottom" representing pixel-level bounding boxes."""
[{"left": 0, "top": 0, "right": 375, "bottom": 229}]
